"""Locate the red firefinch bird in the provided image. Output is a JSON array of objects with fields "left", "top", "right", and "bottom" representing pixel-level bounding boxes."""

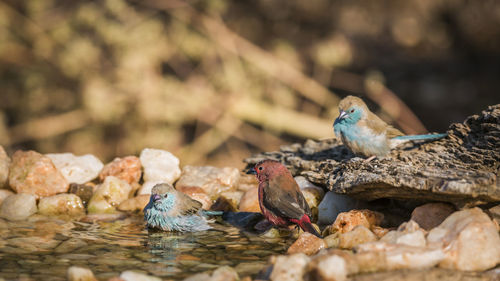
[{"left": 247, "top": 159, "right": 322, "bottom": 238}]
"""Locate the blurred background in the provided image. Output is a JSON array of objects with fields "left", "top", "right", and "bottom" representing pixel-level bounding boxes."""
[{"left": 0, "top": 0, "right": 499, "bottom": 168}]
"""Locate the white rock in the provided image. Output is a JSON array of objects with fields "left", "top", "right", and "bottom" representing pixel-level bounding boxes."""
[
  {"left": 381, "top": 220, "right": 426, "bottom": 247},
  {"left": 0, "top": 194, "right": 37, "bottom": 221},
  {"left": 0, "top": 145, "right": 9, "bottom": 188},
  {"left": 270, "top": 253, "right": 310, "bottom": 281},
  {"left": 87, "top": 176, "right": 132, "bottom": 214},
  {"left": 427, "top": 207, "right": 500, "bottom": 271},
  {"left": 356, "top": 241, "right": 445, "bottom": 270},
  {"left": 317, "top": 192, "right": 367, "bottom": 225},
  {"left": 314, "top": 254, "right": 348, "bottom": 281},
  {"left": 295, "top": 176, "right": 322, "bottom": 191},
  {"left": 46, "top": 153, "right": 103, "bottom": 184},
  {"left": 67, "top": 266, "right": 97, "bottom": 281},
  {"left": 140, "top": 148, "right": 181, "bottom": 184},
  {"left": 137, "top": 180, "right": 164, "bottom": 195},
  {"left": 120, "top": 270, "right": 161, "bottom": 281}
]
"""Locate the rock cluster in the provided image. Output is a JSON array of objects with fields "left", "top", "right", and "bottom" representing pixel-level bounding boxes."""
[{"left": 0, "top": 147, "right": 272, "bottom": 223}]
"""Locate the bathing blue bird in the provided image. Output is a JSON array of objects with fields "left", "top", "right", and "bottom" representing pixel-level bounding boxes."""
[
  {"left": 143, "top": 183, "right": 222, "bottom": 232},
  {"left": 333, "top": 96, "right": 447, "bottom": 158}
]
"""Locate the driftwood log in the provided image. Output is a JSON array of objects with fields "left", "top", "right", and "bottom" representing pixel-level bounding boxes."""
[{"left": 245, "top": 105, "right": 500, "bottom": 207}]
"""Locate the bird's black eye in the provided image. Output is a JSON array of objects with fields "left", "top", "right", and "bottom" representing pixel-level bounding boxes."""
[
  {"left": 258, "top": 166, "right": 263, "bottom": 171},
  {"left": 350, "top": 109, "right": 355, "bottom": 113}
]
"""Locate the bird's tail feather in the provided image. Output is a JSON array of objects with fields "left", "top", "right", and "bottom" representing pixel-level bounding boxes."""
[
  {"left": 297, "top": 215, "right": 322, "bottom": 238},
  {"left": 392, "top": 133, "right": 447, "bottom": 141},
  {"left": 202, "top": 210, "right": 224, "bottom": 216}
]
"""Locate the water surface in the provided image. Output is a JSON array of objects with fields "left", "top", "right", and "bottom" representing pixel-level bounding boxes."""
[{"left": 0, "top": 215, "right": 291, "bottom": 280}]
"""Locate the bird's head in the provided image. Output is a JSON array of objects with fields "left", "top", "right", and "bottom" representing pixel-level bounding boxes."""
[
  {"left": 333, "top": 95, "right": 367, "bottom": 127},
  {"left": 246, "top": 159, "right": 289, "bottom": 181},
  {"left": 150, "top": 183, "right": 176, "bottom": 210}
]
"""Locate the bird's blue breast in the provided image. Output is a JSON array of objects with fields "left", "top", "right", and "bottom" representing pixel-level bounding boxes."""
[
  {"left": 144, "top": 207, "right": 211, "bottom": 232},
  {"left": 334, "top": 122, "right": 390, "bottom": 156}
]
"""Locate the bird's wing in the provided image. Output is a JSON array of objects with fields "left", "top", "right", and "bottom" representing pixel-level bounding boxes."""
[
  {"left": 364, "top": 112, "right": 404, "bottom": 138},
  {"left": 171, "top": 191, "right": 203, "bottom": 216},
  {"left": 262, "top": 174, "right": 311, "bottom": 220}
]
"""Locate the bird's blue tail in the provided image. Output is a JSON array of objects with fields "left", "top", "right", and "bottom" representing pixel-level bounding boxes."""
[
  {"left": 201, "top": 210, "right": 224, "bottom": 216},
  {"left": 392, "top": 133, "right": 447, "bottom": 141}
]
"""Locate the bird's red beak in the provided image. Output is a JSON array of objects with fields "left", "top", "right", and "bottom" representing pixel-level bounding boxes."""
[{"left": 246, "top": 167, "right": 257, "bottom": 175}]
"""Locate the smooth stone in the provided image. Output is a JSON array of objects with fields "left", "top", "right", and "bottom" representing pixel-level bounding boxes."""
[
  {"left": 0, "top": 193, "right": 37, "bottom": 221},
  {"left": 380, "top": 220, "right": 426, "bottom": 247},
  {"left": 210, "top": 266, "right": 239, "bottom": 281},
  {"left": 99, "top": 156, "right": 142, "bottom": 185},
  {"left": 68, "top": 183, "right": 94, "bottom": 206},
  {"left": 489, "top": 204, "right": 500, "bottom": 226},
  {"left": 317, "top": 192, "right": 367, "bottom": 225},
  {"left": 0, "top": 189, "right": 14, "bottom": 205},
  {"left": 355, "top": 241, "right": 445, "bottom": 271},
  {"left": 46, "top": 153, "right": 103, "bottom": 184},
  {"left": 238, "top": 187, "right": 260, "bottom": 213},
  {"left": 370, "top": 226, "right": 390, "bottom": 238},
  {"left": 270, "top": 253, "right": 310, "bottom": 281},
  {"left": 236, "top": 173, "right": 258, "bottom": 192},
  {"left": 8, "top": 150, "right": 68, "bottom": 198},
  {"left": 139, "top": 148, "right": 181, "bottom": 184},
  {"left": 137, "top": 180, "right": 162, "bottom": 195},
  {"left": 427, "top": 207, "right": 500, "bottom": 271},
  {"left": 38, "top": 194, "right": 85, "bottom": 216},
  {"left": 175, "top": 165, "right": 240, "bottom": 198},
  {"left": 307, "top": 253, "right": 349, "bottom": 281},
  {"left": 7, "top": 236, "right": 60, "bottom": 252},
  {"left": 295, "top": 176, "right": 325, "bottom": 210},
  {"left": 338, "top": 225, "right": 378, "bottom": 249},
  {"left": 87, "top": 176, "right": 132, "bottom": 214},
  {"left": 120, "top": 270, "right": 161, "bottom": 281},
  {"left": 67, "top": 266, "right": 97, "bottom": 281},
  {"left": 411, "top": 203, "right": 456, "bottom": 230},
  {"left": 0, "top": 145, "right": 9, "bottom": 188},
  {"left": 328, "top": 209, "right": 383, "bottom": 234},
  {"left": 117, "top": 194, "right": 150, "bottom": 212},
  {"left": 175, "top": 185, "right": 212, "bottom": 210},
  {"left": 287, "top": 232, "right": 326, "bottom": 255}
]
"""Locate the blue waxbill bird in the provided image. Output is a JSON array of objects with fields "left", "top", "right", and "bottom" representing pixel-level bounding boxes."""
[
  {"left": 333, "top": 96, "right": 447, "bottom": 158},
  {"left": 143, "top": 183, "right": 221, "bottom": 232}
]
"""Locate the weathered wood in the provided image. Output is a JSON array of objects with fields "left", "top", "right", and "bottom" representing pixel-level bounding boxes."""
[{"left": 245, "top": 105, "right": 500, "bottom": 207}]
